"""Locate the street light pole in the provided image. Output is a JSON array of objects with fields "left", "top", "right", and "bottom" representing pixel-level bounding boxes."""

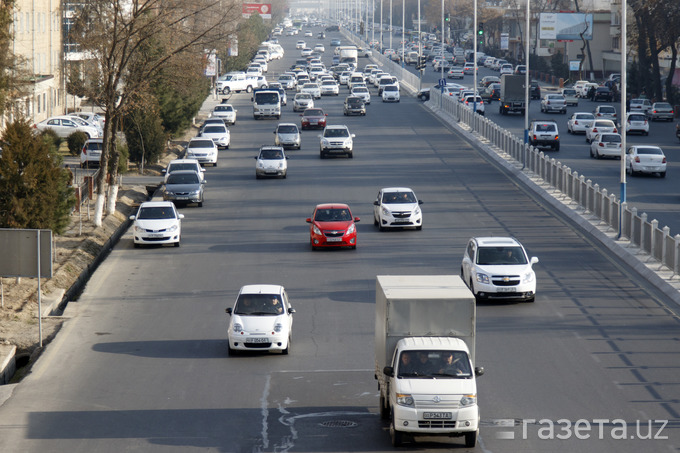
[
  {"left": 524, "top": 0, "right": 530, "bottom": 146},
  {"left": 441, "top": 0, "right": 445, "bottom": 81},
  {"left": 389, "top": 0, "right": 393, "bottom": 50},
  {"left": 619, "top": 0, "right": 627, "bottom": 238}
]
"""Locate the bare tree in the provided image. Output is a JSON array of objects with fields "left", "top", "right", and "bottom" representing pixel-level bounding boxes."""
[{"left": 70, "top": 0, "right": 240, "bottom": 226}]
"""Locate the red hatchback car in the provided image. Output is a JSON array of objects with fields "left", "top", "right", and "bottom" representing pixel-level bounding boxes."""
[
  {"left": 306, "top": 203, "right": 360, "bottom": 250},
  {"left": 300, "top": 108, "right": 327, "bottom": 130}
]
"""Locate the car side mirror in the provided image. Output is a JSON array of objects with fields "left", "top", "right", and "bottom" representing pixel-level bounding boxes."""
[
  {"left": 373, "top": 200, "right": 379, "bottom": 206},
  {"left": 129, "top": 215, "right": 136, "bottom": 220},
  {"left": 306, "top": 218, "right": 312, "bottom": 223},
  {"left": 254, "top": 156, "right": 258, "bottom": 159},
  {"left": 202, "top": 180, "right": 207, "bottom": 185},
  {"left": 178, "top": 214, "right": 185, "bottom": 219},
  {"left": 418, "top": 200, "right": 424, "bottom": 205},
  {"left": 351, "top": 134, "right": 356, "bottom": 138},
  {"left": 250, "top": 97, "right": 254, "bottom": 102},
  {"left": 273, "top": 131, "right": 276, "bottom": 134},
  {"left": 530, "top": 256, "right": 539, "bottom": 265},
  {"left": 383, "top": 366, "right": 394, "bottom": 377},
  {"left": 325, "top": 113, "right": 328, "bottom": 116},
  {"left": 354, "top": 217, "right": 361, "bottom": 222},
  {"left": 288, "top": 308, "right": 296, "bottom": 314},
  {"left": 475, "top": 366, "right": 485, "bottom": 377},
  {"left": 225, "top": 307, "right": 232, "bottom": 315}
]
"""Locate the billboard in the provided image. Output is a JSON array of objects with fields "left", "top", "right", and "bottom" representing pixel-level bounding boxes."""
[
  {"left": 242, "top": 3, "right": 272, "bottom": 19},
  {"left": 204, "top": 50, "right": 217, "bottom": 77},
  {"left": 539, "top": 13, "right": 593, "bottom": 41}
]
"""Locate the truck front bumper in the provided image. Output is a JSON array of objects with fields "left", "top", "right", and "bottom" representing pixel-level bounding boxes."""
[{"left": 392, "top": 405, "right": 479, "bottom": 434}]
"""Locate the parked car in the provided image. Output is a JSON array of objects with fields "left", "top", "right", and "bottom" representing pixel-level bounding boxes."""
[
  {"left": 460, "top": 236, "right": 539, "bottom": 302},
  {"left": 540, "top": 94, "right": 567, "bottom": 114},
  {"left": 129, "top": 201, "right": 183, "bottom": 248},
  {"left": 319, "top": 125, "right": 355, "bottom": 158},
  {"left": 626, "top": 145, "right": 667, "bottom": 177},
  {"left": 373, "top": 187, "right": 423, "bottom": 230},
  {"left": 625, "top": 113, "right": 649, "bottom": 136},
  {"left": 306, "top": 203, "right": 360, "bottom": 250},
  {"left": 163, "top": 170, "right": 205, "bottom": 207},
  {"left": 590, "top": 133, "right": 622, "bottom": 159},
  {"left": 254, "top": 145, "right": 288, "bottom": 179},
  {"left": 225, "top": 284, "right": 295, "bottom": 355},
  {"left": 273, "top": 123, "right": 301, "bottom": 149},
  {"left": 300, "top": 108, "right": 327, "bottom": 130},
  {"left": 649, "top": 102, "right": 674, "bottom": 121},
  {"left": 567, "top": 112, "right": 595, "bottom": 134},
  {"left": 34, "top": 116, "right": 99, "bottom": 138},
  {"left": 79, "top": 138, "right": 103, "bottom": 168}
]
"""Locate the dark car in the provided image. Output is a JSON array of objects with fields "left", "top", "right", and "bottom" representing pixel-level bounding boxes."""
[
  {"left": 530, "top": 80, "right": 541, "bottom": 100},
  {"left": 417, "top": 88, "right": 431, "bottom": 101},
  {"left": 481, "top": 83, "right": 501, "bottom": 103},
  {"left": 343, "top": 96, "right": 366, "bottom": 116},
  {"left": 593, "top": 86, "right": 613, "bottom": 102},
  {"left": 163, "top": 170, "right": 205, "bottom": 207},
  {"left": 325, "top": 25, "right": 340, "bottom": 32},
  {"left": 300, "top": 108, "right": 327, "bottom": 130}
]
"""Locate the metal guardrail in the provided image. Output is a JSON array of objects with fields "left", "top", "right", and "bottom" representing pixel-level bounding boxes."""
[{"left": 430, "top": 87, "right": 680, "bottom": 275}]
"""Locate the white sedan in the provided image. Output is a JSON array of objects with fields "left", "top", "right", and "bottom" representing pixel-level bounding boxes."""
[
  {"left": 199, "top": 123, "right": 230, "bottom": 149},
  {"left": 585, "top": 119, "right": 618, "bottom": 143},
  {"left": 130, "top": 201, "right": 183, "bottom": 248},
  {"left": 626, "top": 145, "right": 667, "bottom": 178},
  {"left": 566, "top": 112, "right": 594, "bottom": 134},
  {"left": 319, "top": 79, "right": 339, "bottom": 96},
  {"left": 225, "top": 284, "right": 295, "bottom": 355},
  {"left": 210, "top": 103, "right": 237, "bottom": 125},
  {"left": 373, "top": 187, "right": 423, "bottom": 230},
  {"left": 351, "top": 86, "right": 371, "bottom": 104},
  {"left": 589, "top": 133, "right": 622, "bottom": 159},
  {"left": 300, "top": 82, "right": 321, "bottom": 99}
]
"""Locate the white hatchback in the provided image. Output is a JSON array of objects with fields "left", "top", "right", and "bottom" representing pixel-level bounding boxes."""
[
  {"left": 381, "top": 85, "right": 400, "bottom": 102},
  {"left": 373, "top": 187, "right": 423, "bottom": 230},
  {"left": 130, "top": 201, "right": 183, "bottom": 248},
  {"left": 460, "top": 237, "right": 539, "bottom": 303},
  {"left": 225, "top": 285, "right": 295, "bottom": 355}
]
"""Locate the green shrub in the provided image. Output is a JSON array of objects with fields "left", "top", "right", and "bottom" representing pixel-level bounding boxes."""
[
  {"left": 38, "top": 128, "right": 62, "bottom": 151},
  {"left": 67, "top": 131, "right": 88, "bottom": 156}
]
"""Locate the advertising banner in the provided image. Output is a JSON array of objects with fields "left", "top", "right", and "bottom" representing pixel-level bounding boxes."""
[
  {"left": 242, "top": 3, "right": 272, "bottom": 19},
  {"left": 540, "top": 13, "right": 592, "bottom": 41}
]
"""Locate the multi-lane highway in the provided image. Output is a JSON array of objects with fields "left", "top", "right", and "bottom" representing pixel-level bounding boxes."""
[{"left": 0, "top": 27, "right": 679, "bottom": 452}]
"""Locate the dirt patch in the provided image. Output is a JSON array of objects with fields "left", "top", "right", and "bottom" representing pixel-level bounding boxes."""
[{"left": 0, "top": 135, "right": 195, "bottom": 359}]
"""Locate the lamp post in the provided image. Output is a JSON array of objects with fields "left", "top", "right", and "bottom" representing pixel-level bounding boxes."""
[
  {"left": 524, "top": 0, "right": 530, "bottom": 146},
  {"left": 402, "top": 0, "right": 405, "bottom": 67},
  {"left": 441, "top": 0, "right": 445, "bottom": 81},
  {"left": 619, "top": 0, "right": 627, "bottom": 238}
]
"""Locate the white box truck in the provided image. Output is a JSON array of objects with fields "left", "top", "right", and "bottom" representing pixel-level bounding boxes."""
[{"left": 375, "top": 275, "right": 484, "bottom": 448}]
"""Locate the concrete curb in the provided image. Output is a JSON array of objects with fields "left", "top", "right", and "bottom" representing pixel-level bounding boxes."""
[
  {"left": 0, "top": 345, "right": 16, "bottom": 385},
  {"left": 427, "top": 101, "right": 680, "bottom": 312}
]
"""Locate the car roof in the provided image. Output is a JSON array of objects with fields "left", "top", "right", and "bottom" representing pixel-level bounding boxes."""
[
  {"left": 84, "top": 138, "right": 103, "bottom": 143},
  {"left": 381, "top": 187, "right": 415, "bottom": 193},
  {"left": 239, "top": 284, "right": 285, "bottom": 296},
  {"left": 472, "top": 237, "right": 522, "bottom": 247}
]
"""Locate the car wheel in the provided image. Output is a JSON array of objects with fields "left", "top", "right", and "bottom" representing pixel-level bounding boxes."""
[
  {"left": 348, "top": 152, "right": 353, "bottom": 158},
  {"left": 246, "top": 85, "right": 253, "bottom": 93},
  {"left": 526, "top": 296, "right": 535, "bottom": 303},
  {"left": 227, "top": 343, "right": 237, "bottom": 356},
  {"left": 590, "top": 149, "right": 595, "bottom": 158},
  {"left": 464, "top": 431, "right": 478, "bottom": 448},
  {"left": 134, "top": 242, "right": 140, "bottom": 248},
  {"left": 554, "top": 144, "right": 560, "bottom": 151},
  {"left": 282, "top": 336, "right": 290, "bottom": 355},
  {"left": 416, "top": 225, "right": 422, "bottom": 230},
  {"left": 379, "top": 394, "right": 390, "bottom": 420},
  {"left": 282, "top": 173, "right": 287, "bottom": 179},
  {"left": 174, "top": 240, "right": 180, "bottom": 247},
  {"left": 198, "top": 201, "right": 203, "bottom": 207},
  {"left": 660, "top": 171, "right": 666, "bottom": 178}
]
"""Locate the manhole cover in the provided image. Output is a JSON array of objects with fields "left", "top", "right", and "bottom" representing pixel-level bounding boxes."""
[{"left": 320, "top": 420, "right": 358, "bottom": 428}]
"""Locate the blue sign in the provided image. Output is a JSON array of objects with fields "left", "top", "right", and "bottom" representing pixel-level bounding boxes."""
[{"left": 438, "top": 78, "right": 447, "bottom": 87}]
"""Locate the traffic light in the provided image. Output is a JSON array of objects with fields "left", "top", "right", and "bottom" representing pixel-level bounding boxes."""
[
  {"left": 416, "top": 56, "right": 427, "bottom": 70},
  {"left": 445, "top": 13, "right": 450, "bottom": 22},
  {"left": 478, "top": 22, "right": 484, "bottom": 46}
]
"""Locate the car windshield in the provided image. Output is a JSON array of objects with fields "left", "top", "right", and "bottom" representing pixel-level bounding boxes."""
[
  {"left": 259, "top": 149, "right": 284, "bottom": 159},
  {"left": 278, "top": 125, "right": 298, "bottom": 133},
  {"left": 353, "top": 87, "right": 368, "bottom": 93},
  {"left": 383, "top": 192, "right": 416, "bottom": 203},
  {"left": 297, "top": 94, "right": 312, "bottom": 100},
  {"left": 234, "top": 294, "right": 284, "bottom": 315},
  {"left": 476, "top": 246, "right": 528, "bottom": 265},
  {"left": 189, "top": 140, "right": 214, "bottom": 148},
  {"left": 324, "top": 128, "right": 349, "bottom": 138},
  {"left": 203, "top": 126, "right": 226, "bottom": 134},
  {"left": 322, "top": 81, "right": 335, "bottom": 86},
  {"left": 168, "top": 163, "right": 197, "bottom": 172},
  {"left": 636, "top": 147, "right": 663, "bottom": 155},
  {"left": 167, "top": 173, "right": 200, "bottom": 185},
  {"left": 397, "top": 350, "right": 472, "bottom": 378},
  {"left": 305, "top": 109, "right": 323, "bottom": 116},
  {"left": 314, "top": 208, "right": 352, "bottom": 221},
  {"left": 385, "top": 86, "right": 398, "bottom": 92},
  {"left": 137, "top": 206, "right": 176, "bottom": 220},
  {"left": 215, "top": 105, "right": 233, "bottom": 112}
]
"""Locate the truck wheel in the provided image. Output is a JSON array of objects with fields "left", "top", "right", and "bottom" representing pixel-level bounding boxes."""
[
  {"left": 464, "top": 430, "right": 478, "bottom": 448},
  {"left": 390, "top": 416, "right": 404, "bottom": 447},
  {"left": 379, "top": 395, "right": 390, "bottom": 420}
]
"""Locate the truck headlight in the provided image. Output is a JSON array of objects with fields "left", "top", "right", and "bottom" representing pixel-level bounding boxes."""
[
  {"left": 396, "top": 393, "right": 414, "bottom": 407},
  {"left": 475, "top": 273, "right": 490, "bottom": 284},
  {"left": 460, "top": 394, "right": 476, "bottom": 407}
]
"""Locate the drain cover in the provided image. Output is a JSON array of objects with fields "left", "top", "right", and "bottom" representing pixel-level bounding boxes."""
[{"left": 320, "top": 420, "right": 358, "bottom": 428}]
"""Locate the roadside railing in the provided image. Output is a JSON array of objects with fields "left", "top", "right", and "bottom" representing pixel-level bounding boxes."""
[{"left": 431, "top": 86, "right": 680, "bottom": 275}]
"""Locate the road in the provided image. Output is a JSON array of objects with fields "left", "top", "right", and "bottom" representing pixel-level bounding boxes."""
[{"left": 0, "top": 27, "right": 679, "bottom": 452}]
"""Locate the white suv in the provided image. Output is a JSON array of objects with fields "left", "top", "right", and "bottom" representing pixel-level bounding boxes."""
[
  {"left": 460, "top": 237, "right": 539, "bottom": 303},
  {"left": 319, "top": 125, "right": 355, "bottom": 158}
]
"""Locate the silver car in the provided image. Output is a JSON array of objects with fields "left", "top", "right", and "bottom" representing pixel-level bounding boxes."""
[
  {"left": 34, "top": 116, "right": 99, "bottom": 138},
  {"left": 274, "top": 123, "right": 301, "bottom": 149},
  {"left": 163, "top": 170, "right": 205, "bottom": 207},
  {"left": 540, "top": 94, "right": 567, "bottom": 114},
  {"left": 649, "top": 102, "right": 674, "bottom": 122},
  {"left": 293, "top": 93, "right": 314, "bottom": 112}
]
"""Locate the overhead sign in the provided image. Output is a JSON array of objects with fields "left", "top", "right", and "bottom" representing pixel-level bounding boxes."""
[
  {"left": 242, "top": 3, "right": 272, "bottom": 19},
  {"left": 0, "top": 229, "right": 52, "bottom": 278},
  {"left": 539, "top": 13, "right": 593, "bottom": 41}
]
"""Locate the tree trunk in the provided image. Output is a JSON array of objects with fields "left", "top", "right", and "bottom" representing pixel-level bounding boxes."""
[
  {"left": 666, "top": 45, "right": 678, "bottom": 104},
  {"left": 93, "top": 109, "right": 114, "bottom": 227},
  {"left": 106, "top": 116, "right": 120, "bottom": 216}
]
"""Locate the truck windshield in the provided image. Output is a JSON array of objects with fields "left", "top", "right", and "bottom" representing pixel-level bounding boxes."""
[
  {"left": 254, "top": 93, "right": 279, "bottom": 104},
  {"left": 397, "top": 350, "right": 472, "bottom": 378}
]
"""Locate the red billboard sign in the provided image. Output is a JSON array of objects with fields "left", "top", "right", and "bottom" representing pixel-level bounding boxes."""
[{"left": 242, "top": 3, "right": 271, "bottom": 19}]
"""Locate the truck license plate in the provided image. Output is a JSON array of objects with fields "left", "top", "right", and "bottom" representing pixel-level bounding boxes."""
[
  {"left": 423, "top": 412, "right": 452, "bottom": 419},
  {"left": 246, "top": 337, "right": 269, "bottom": 343}
]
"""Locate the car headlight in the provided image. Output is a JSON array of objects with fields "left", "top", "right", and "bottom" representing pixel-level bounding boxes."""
[
  {"left": 414, "top": 206, "right": 421, "bottom": 216},
  {"left": 232, "top": 323, "right": 242, "bottom": 333},
  {"left": 167, "top": 224, "right": 178, "bottom": 232},
  {"left": 381, "top": 206, "right": 391, "bottom": 216},
  {"left": 189, "top": 189, "right": 201, "bottom": 196},
  {"left": 346, "top": 223, "right": 355, "bottom": 235},
  {"left": 274, "top": 322, "right": 283, "bottom": 333},
  {"left": 257, "top": 161, "right": 265, "bottom": 168},
  {"left": 475, "top": 273, "right": 490, "bottom": 284},
  {"left": 321, "top": 138, "right": 329, "bottom": 146},
  {"left": 523, "top": 271, "right": 535, "bottom": 284},
  {"left": 396, "top": 393, "right": 414, "bottom": 407},
  {"left": 460, "top": 394, "right": 477, "bottom": 407},
  {"left": 312, "top": 225, "right": 322, "bottom": 235}
]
